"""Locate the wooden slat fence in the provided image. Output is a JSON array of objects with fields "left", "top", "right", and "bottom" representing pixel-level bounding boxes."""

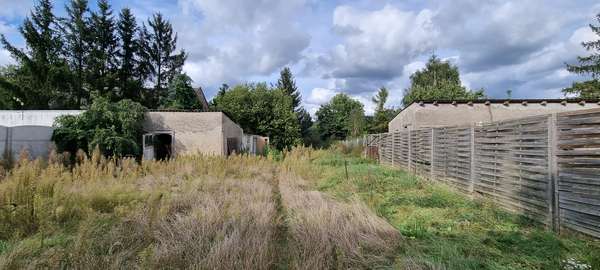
[
  {"left": 365, "top": 108, "right": 600, "bottom": 239},
  {"left": 556, "top": 110, "right": 600, "bottom": 237},
  {"left": 474, "top": 116, "right": 550, "bottom": 224},
  {"left": 432, "top": 126, "right": 472, "bottom": 193}
]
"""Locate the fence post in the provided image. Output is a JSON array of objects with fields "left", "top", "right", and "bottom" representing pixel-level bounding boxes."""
[
  {"left": 548, "top": 114, "right": 560, "bottom": 233},
  {"left": 430, "top": 128, "right": 435, "bottom": 180},
  {"left": 469, "top": 124, "right": 476, "bottom": 196},
  {"left": 391, "top": 132, "right": 395, "bottom": 167},
  {"left": 408, "top": 130, "right": 412, "bottom": 172}
]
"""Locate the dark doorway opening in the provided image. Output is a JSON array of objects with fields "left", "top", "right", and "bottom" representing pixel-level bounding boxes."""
[{"left": 154, "top": 133, "right": 173, "bottom": 160}]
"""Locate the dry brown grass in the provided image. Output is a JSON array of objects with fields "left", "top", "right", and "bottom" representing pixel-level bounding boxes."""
[
  {"left": 0, "top": 147, "right": 400, "bottom": 269},
  {"left": 279, "top": 170, "right": 400, "bottom": 269}
]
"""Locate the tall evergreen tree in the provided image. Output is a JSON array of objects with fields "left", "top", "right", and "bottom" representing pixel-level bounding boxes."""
[
  {"left": 564, "top": 13, "right": 600, "bottom": 99},
  {"left": 88, "top": 0, "right": 118, "bottom": 99},
  {"left": 63, "top": 0, "right": 91, "bottom": 107},
  {"left": 0, "top": 0, "right": 70, "bottom": 108},
  {"left": 276, "top": 67, "right": 301, "bottom": 110},
  {"left": 402, "top": 55, "right": 484, "bottom": 107},
  {"left": 116, "top": 7, "right": 141, "bottom": 101},
  {"left": 139, "top": 13, "right": 186, "bottom": 108}
]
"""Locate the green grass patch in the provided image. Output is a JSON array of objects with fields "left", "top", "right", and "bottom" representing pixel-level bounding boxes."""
[{"left": 304, "top": 151, "right": 600, "bottom": 270}]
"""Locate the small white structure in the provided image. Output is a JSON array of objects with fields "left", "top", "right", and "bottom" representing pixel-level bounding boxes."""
[
  {"left": 241, "top": 134, "right": 269, "bottom": 155},
  {"left": 0, "top": 110, "right": 83, "bottom": 160}
]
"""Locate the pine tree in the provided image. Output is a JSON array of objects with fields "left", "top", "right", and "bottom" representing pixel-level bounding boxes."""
[
  {"left": 88, "top": 0, "right": 118, "bottom": 99},
  {"left": 1, "top": 0, "right": 70, "bottom": 108},
  {"left": 276, "top": 67, "right": 301, "bottom": 110},
  {"left": 564, "top": 13, "right": 600, "bottom": 98},
  {"left": 139, "top": 13, "right": 187, "bottom": 108},
  {"left": 63, "top": 0, "right": 91, "bottom": 107},
  {"left": 116, "top": 8, "right": 141, "bottom": 101}
]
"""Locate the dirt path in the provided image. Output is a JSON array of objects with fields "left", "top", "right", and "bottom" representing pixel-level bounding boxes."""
[{"left": 270, "top": 168, "right": 291, "bottom": 270}]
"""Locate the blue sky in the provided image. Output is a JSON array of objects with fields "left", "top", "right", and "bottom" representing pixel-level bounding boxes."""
[{"left": 1, "top": 0, "right": 599, "bottom": 115}]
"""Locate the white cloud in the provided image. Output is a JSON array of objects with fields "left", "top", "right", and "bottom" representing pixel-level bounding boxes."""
[
  {"left": 0, "top": 49, "right": 13, "bottom": 66},
  {"left": 327, "top": 5, "right": 438, "bottom": 82},
  {"left": 177, "top": 0, "right": 311, "bottom": 95},
  {"left": 0, "top": 0, "right": 32, "bottom": 19}
]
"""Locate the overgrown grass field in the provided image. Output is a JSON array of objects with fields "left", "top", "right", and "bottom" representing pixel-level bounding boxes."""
[
  {"left": 0, "top": 147, "right": 598, "bottom": 269},
  {"left": 293, "top": 146, "right": 600, "bottom": 270}
]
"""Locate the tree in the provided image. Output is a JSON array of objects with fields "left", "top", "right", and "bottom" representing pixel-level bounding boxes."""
[
  {"left": 1, "top": 0, "right": 70, "bottom": 109},
  {"left": 276, "top": 67, "right": 301, "bottom": 110},
  {"left": 275, "top": 67, "right": 314, "bottom": 144},
  {"left": 63, "top": 0, "right": 91, "bottom": 107},
  {"left": 116, "top": 7, "right": 142, "bottom": 101},
  {"left": 87, "top": 0, "right": 118, "bottom": 99},
  {"left": 211, "top": 83, "right": 301, "bottom": 150},
  {"left": 139, "top": 13, "right": 187, "bottom": 108},
  {"left": 564, "top": 13, "right": 600, "bottom": 98},
  {"left": 297, "top": 108, "right": 313, "bottom": 143},
  {"left": 52, "top": 96, "right": 146, "bottom": 157},
  {"left": 369, "top": 87, "right": 395, "bottom": 133},
  {"left": 402, "top": 55, "right": 484, "bottom": 107},
  {"left": 316, "top": 93, "right": 365, "bottom": 141},
  {"left": 161, "top": 73, "right": 202, "bottom": 109}
]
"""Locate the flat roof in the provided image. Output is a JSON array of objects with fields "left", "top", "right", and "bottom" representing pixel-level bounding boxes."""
[
  {"left": 410, "top": 98, "right": 600, "bottom": 105},
  {"left": 394, "top": 98, "right": 600, "bottom": 116}
]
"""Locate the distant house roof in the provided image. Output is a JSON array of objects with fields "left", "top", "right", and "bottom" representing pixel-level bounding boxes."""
[{"left": 194, "top": 87, "right": 210, "bottom": 111}]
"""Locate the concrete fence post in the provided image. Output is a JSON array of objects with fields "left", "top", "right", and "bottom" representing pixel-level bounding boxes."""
[
  {"left": 469, "top": 125, "right": 476, "bottom": 196},
  {"left": 548, "top": 114, "right": 560, "bottom": 232}
]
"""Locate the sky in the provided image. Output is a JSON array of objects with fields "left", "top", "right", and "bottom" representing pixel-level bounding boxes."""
[{"left": 1, "top": 0, "right": 599, "bottom": 115}]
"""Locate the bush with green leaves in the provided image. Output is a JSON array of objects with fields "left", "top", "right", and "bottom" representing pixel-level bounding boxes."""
[{"left": 52, "top": 97, "right": 146, "bottom": 157}]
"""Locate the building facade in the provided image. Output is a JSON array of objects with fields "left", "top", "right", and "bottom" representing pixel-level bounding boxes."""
[
  {"left": 389, "top": 99, "right": 600, "bottom": 131},
  {"left": 0, "top": 110, "right": 252, "bottom": 160}
]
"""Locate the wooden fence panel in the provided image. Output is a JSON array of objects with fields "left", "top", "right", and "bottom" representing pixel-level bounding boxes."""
[
  {"left": 392, "top": 131, "right": 410, "bottom": 169},
  {"left": 432, "top": 126, "right": 473, "bottom": 193},
  {"left": 379, "top": 133, "right": 392, "bottom": 165},
  {"left": 410, "top": 129, "right": 432, "bottom": 176},
  {"left": 474, "top": 115, "right": 550, "bottom": 224},
  {"left": 557, "top": 109, "right": 600, "bottom": 238}
]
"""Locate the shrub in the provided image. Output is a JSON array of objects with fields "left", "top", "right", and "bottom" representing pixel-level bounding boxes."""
[{"left": 52, "top": 97, "right": 146, "bottom": 158}]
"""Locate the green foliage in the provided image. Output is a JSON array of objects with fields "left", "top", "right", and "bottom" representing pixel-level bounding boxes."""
[
  {"left": 161, "top": 73, "right": 201, "bottom": 109},
  {"left": 212, "top": 83, "right": 301, "bottom": 150},
  {"left": 139, "top": 13, "right": 187, "bottom": 108},
  {"left": 116, "top": 8, "right": 143, "bottom": 102},
  {"left": 63, "top": 0, "right": 92, "bottom": 107},
  {"left": 87, "top": 0, "right": 119, "bottom": 99},
  {"left": 300, "top": 151, "right": 600, "bottom": 270},
  {"left": 276, "top": 67, "right": 301, "bottom": 110},
  {"left": 563, "top": 80, "right": 600, "bottom": 99},
  {"left": 402, "top": 55, "right": 484, "bottom": 107},
  {"left": 316, "top": 93, "right": 365, "bottom": 141},
  {"left": 564, "top": 14, "right": 600, "bottom": 98},
  {"left": 0, "top": 0, "right": 185, "bottom": 109},
  {"left": 368, "top": 87, "right": 397, "bottom": 133},
  {"left": 52, "top": 97, "right": 146, "bottom": 157},
  {"left": 0, "top": 0, "right": 71, "bottom": 109}
]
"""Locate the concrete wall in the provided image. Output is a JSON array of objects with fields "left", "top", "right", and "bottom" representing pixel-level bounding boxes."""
[
  {"left": 143, "top": 111, "right": 227, "bottom": 156},
  {"left": 0, "top": 125, "right": 55, "bottom": 160},
  {"left": 0, "top": 110, "right": 83, "bottom": 127},
  {"left": 389, "top": 102, "right": 600, "bottom": 131},
  {"left": 222, "top": 114, "right": 243, "bottom": 154}
]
